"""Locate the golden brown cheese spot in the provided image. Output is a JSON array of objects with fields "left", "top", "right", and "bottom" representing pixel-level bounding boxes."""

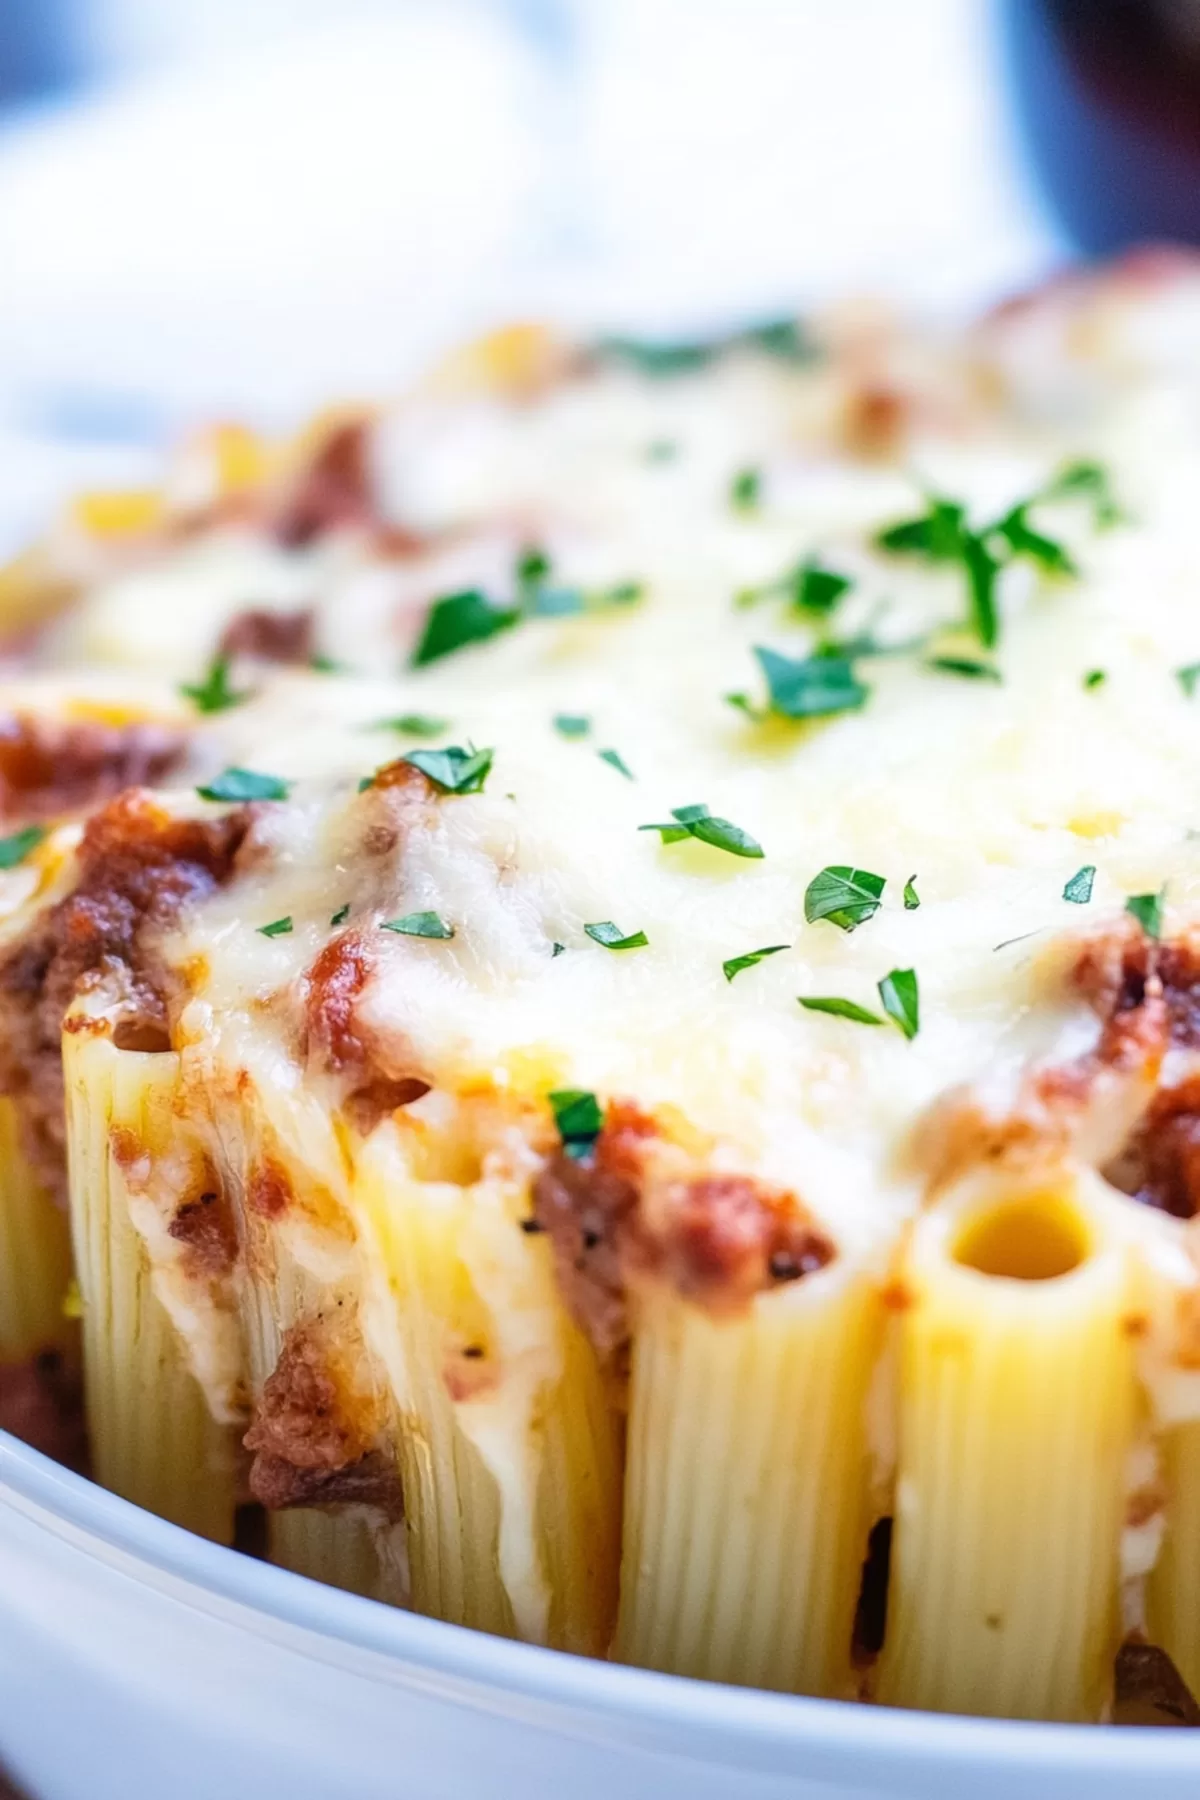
[
  {"left": 0, "top": 791, "right": 253, "bottom": 1194},
  {"left": 243, "top": 1319, "right": 402, "bottom": 1518},
  {"left": 247, "top": 1158, "right": 293, "bottom": 1221},
  {"left": 0, "top": 713, "right": 187, "bottom": 823},
  {"left": 168, "top": 1178, "right": 238, "bottom": 1279},
  {"left": 302, "top": 928, "right": 430, "bottom": 1131},
  {"left": 532, "top": 1100, "right": 833, "bottom": 1359}
]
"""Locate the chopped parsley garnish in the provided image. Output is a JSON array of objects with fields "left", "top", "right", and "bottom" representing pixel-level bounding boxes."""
[
  {"left": 730, "top": 646, "right": 869, "bottom": 722},
  {"left": 925, "top": 655, "right": 1001, "bottom": 682},
  {"left": 1126, "top": 889, "right": 1165, "bottom": 939},
  {"left": 258, "top": 916, "right": 293, "bottom": 938},
  {"left": 197, "top": 767, "right": 291, "bottom": 803},
  {"left": 330, "top": 904, "right": 350, "bottom": 926},
  {"left": 1044, "top": 459, "right": 1123, "bottom": 527},
  {"left": 549, "top": 1088, "right": 604, "bottom": 1159},
  {"left": 799, "top": 994, "right": 884, "bottom": 1026},
  {"left": 731, "top": 466, "right": 761, "bottom": 511},
  {"left": 1063, "top": 865, "right": 1095, "bottom": 904},
  {"left": 0, "top": 824, "right": 46, "bottom": 870},
  {"left": 179, "top": 657, "right": 249, "bottom": 714},
  {"left": 1084, "top": 669, "right": 1107, "bottom": 691},
  {"left": 596, "top": 316, "right": 814, "bottom": 377},
  {"left": 584, "top": 921, "right": 649, "bottom": 950},
  {"left": 597, "top": 747, "right": 635, "bottom": 779},
  {"left": 516, "top": 545, "right": 551, "bottom": 587},
  {"left": 551, "top": 941, "right": 566, "bottom": 957},
  {"left": 402, "top": 744, "right": 493, "bottom": 795},
  {"left": 1177, "top": 664, "right": 1200, "bottom": 699},
  {"left": 804, "top": 865, "right": 885, "bottom": 931},
  {"left": 309, "top": 653, "right": 349, "bottom": 674},
  {"left": 554, "top": 714, "right": 591, "bottom": 739},
  {"left": 903, "top": 875, "right": 920, "bottom": 910},
  {"left": 371, "top": 713, "right": 450, "bottom": 737},
  {"left": 723, "top": 943, "right": 789, "bottom": 982},
  {"left": 878, "top": 967, "right": 919, "bottom": 1039},
  {"left": 411, "top": 589, "right": 519, "bottom": 666},
  {"left": 737, "top": 557, "right": 853, "bottom": 619},
  {"left": 640, "top": 803, "right": 764, "bottom": 859},
  {"left": 381, "top": 911, "right": 455, "bottom": 940}
]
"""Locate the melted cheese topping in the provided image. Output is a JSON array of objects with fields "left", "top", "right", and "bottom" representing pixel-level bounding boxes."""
[{"left": 31, "top": 269, "right": 1200, "bottom": 1275}]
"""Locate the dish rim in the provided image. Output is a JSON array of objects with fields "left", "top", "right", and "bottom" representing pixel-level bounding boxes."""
[{"left": 3, "top": 1428, "right": 1200, "bottom": 1784}]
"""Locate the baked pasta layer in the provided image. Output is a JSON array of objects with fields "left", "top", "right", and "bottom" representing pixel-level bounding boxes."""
[{"left": 5, "top": 252, "right": 1200, "bottom": 1719}]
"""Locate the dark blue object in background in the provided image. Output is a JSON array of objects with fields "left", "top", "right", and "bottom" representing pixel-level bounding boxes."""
[
  {"left": 1001, "top": 0, "right": 1200, "bottom": 254},
  {"left": 0, "top": 0, "right": 80, "bottom": 103}
]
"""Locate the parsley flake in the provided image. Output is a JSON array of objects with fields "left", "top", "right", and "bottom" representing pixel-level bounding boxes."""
[
  {"left": 641, "top": 803, "right": 764, "bottom": 859},
  {"left": 411, "top": 590, "right": 518, "bottom": 667},
  {"left": 402, "top": 745, "right": 493, "bottom": 795},
  {"left": 551, "top": 941, "right": 566, "bottom": 957},
  {"left": 1063, "top": 866, "right": 1095, "bottom": 905},
  {"left": 371, "top": 713, "right": 450, "bottom": 737},
  {"left": 598, "top": 747, "right": 635, "bottom": 780},
  {"left": 903, "top": 875, "right": 920, "bottom": 910},
  {"left": 381, "top": 912, "right": 455, "bottom": 940},
  {"left": 733, "top": 645, "right": 868, "bottom": 722},
  {"left": 804, "top": 865, "right": 885, "bottom": 931},
  {"left": 723, "top": 943, "right": 789, "bottom": 982},
  {"left": 179, "top": 657, "right": 249, "bottom": 715},
  {"left": 330, "top": 904, "right": 350, "bottom": 926},
  {"left": 309, "top": 653, "right": 349, "bottom": 674},
  {"left": 597, "top": 317, "right": 814, "bottom": 378},
  {"left": 925, "top": 655, "right": 1001, "bottom": 682},
  {"left": 554, "top": 714, "right": 591, "bottom": 739},
  {"left": 799, "top": 994, "right": 884, "bottom": 1026},
  {"left": 585, "top": 921, "right": 649, "bottom": 950},
  {"left": 1126, "top": 889, "right": 1165, "bottom": 939},
  {"left": 1044, "top": 459, "right": 1122, "bottom": 527},
  {"left": 1178, "top": 665, "right": 1200, "bottom": 699},
  {"left": 878, "top": 967, "right": 919, "bottom": 1039},
  {"left": 198, "top": 767, "right": 291, "bottom": 803},
  {"left": 549, "top": 1088, "right": 604, "bottom": 1159},
  {"left": 731, "top": 467, "right": 761, "bottom": 511},
  {"left": 0, "top": 824, "right": 46, "bottom": 870},
  {"left": 258, "top": 916, "right": 293, "bottom": 938},
  {"left": 1084, "top": 669, "right": 1107, "bottom": 691}
]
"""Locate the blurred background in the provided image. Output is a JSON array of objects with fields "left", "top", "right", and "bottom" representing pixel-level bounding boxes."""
[{"left": 0, "top": 0, "right": 1181, "bottom": 554}]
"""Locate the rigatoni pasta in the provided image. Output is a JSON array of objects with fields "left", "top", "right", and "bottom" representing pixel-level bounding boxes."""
[{"left": 5, "top": 250, "right": 1200, "bottom": 1726}]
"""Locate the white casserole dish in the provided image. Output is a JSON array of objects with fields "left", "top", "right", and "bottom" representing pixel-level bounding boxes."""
[{"left": 2, "top": 1429, "right": 1198, "bottom": 1800}]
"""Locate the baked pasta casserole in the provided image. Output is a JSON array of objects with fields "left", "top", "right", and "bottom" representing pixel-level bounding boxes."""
[{"left": 5, "top": 249, "right": 1200, "bottom": 1724}]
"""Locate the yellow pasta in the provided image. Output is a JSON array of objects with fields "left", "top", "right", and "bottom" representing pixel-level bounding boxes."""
[
  {"left": 63, "top": 1012, "right": 240, "bottom": 1543},
  {"left": 615, "top": 1258, "right": 880, "bottom": 1697},
  {"left": 1146, "top": 1420, "right": 1200, "bottom": 1701},
  {"left": 875, "top": 1174, "right": 1139, "bottom": 1722},
  {"left": 0, "top": 1097, "right": 75, "bottom": 1367},
  {"left": 354, "top": 1118, "right": 622, "bottom": 1653}
]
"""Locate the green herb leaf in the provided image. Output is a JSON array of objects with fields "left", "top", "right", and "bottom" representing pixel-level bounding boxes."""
[
  {"left": 584, "top": 921, "right": 649, "bottom": 950},
  {"left": 750, "top": 646, "right": 869, "bottom": 721},
  {"left": 1043, "top": 459, "right": 1122, "bottom": 527},
  {"left": 0, "top": 824, "right": 46, "bottom": 870},
  {"left": 741, "top": 317, "right": 814, "bottom": 362},
  {"left": 549, "top": 1088, "right": 604, "bottom": 1159},
  {"left": 875, "top": 499, "right": 966, "bottom": 561},
  {"left": 1178, "top": 665, "right": 1200, "bottom": 699},
  {"left": 179, "top": 657, "right": 249, "bottom": 714},
  {"left": 963, "top": 531, "right": 1000, "bottom": 648},
  {"left": 370, "top": 713, "right": 450, "bottom": 737},
  {"left": 925, "top": 655, "right": 1001, "bottom": 682},
  {"left": 554, "top": 714, "right": 591, "bottom": 739},
  {"left": 402, "top": 745, "right": 494, "bottom": 795},
  {"left": 309, "top": 653, "right": 349, "bottom": 674},
  {"left": 903, "top": 875, "right": 920, "bottom": 910},
  {"left": 1063, "top": 865, "right": 1095, "bottom": 905},
  {"left": 798, "top": 994, "right": 885, "bottom": 1025},
  {"left": 516, "top": 545, "right": 551, "bottom": 587},
  {"left": 791, "top": 560, "right": 853, "bottom": 618},
  {"left": 878, "top": 967, "right": 919, "bottom": 1039},
  {"left": 198, "top": 767, "right": 291, "bottom": 803},
  {"left": 731, "top": 466, "right": 761, "bottom": 511},
  {"left": 597, "top": 747, "right": 635, "bottom": 780},
  {"left": 991, "top": 505, "right": 1076, "bottom": 576},
  {"left": 258, "top": 916, "right": 293, "bottom": 938},
  {"left": 551, "top": 941, "right": 566, "bottom": 957},
  {"left": 330, "top": 904, "right": 350, "bottom": 926},
  {"left": 723, "top": 943, "right": 789, "bottom": 982},
  {"left": 804, "top": 865, "right": 885, "bottom": 931},
  {"left": 381, "top": 911, "right": 455, "bottom": 940},
  {"left": 1126, "top": 889, "right": 1165, "bottom": 939},
  {"left": 640, "top": 803, "right": 764, "bottom": 859},
  {"left": 410, "top": 590, "right": 519, "bottom": 667},
  {"left": 1084, "top": 669, "right": 1107, "bottom": 691},
  {"left": 597, "top": 317, "right": 814, "bottom": 378}
]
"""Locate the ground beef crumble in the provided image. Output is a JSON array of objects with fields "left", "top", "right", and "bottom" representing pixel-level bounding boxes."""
[
  {"left": 0, "top": 713, "right": 187, "bottom": 822},
  {"left": 0, "top": 791, "right": 252, "bottom": 1195},
  {"left": 532, "top": 1101, "right": 834, "bottom": 1359},
  {"left": 216, "top": 607, "right": 315, "bottom": 666}
]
